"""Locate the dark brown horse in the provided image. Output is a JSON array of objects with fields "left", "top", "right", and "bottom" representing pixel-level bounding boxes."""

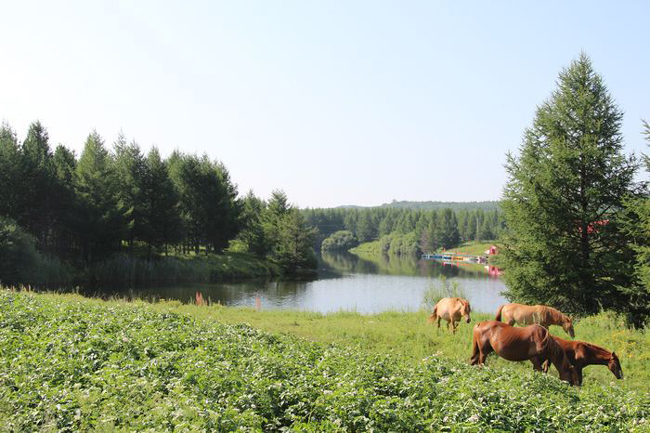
[
  {"left": 470, "top": 321, "right": 578, "bottom": 386},
  {"left": 537, "top": 336, "right": 623, "bottom": 386}
]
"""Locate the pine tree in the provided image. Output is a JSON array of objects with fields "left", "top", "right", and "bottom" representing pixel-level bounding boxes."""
[
  {"left": 75, "top": 131, "right": 127, "bottom": 261},
  {"left": 501, "top": 54, "right": 638, "bottom": 316},
  {"left": 21, "top": 121, "right": 57, "bottom": 248},
  {"left": 0, "top": 122, "right": 23, "bottom": 220},
  {"left": 139, "top": 147, "right": 182, "bottom": 255}
]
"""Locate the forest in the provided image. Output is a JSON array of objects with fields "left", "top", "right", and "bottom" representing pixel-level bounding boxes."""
[
  {"left": 0, "top": 122, "right": 316, "bottom": 286},
  {"left": 306, "top": 206, "right": 503, "bottom": 255}
]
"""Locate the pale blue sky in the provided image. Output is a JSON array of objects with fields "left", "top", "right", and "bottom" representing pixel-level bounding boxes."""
[{"left": 1, "top": 1, "right": 648, "bottom": 208}]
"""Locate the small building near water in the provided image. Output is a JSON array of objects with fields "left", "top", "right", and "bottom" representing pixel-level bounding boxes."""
[{"left": 485, "top": 245, "right": 498, "bottom": 255}]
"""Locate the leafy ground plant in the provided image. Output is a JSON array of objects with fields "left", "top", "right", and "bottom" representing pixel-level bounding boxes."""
[{"left": 0, "top": 290, "right": 648, "bottom": 431}]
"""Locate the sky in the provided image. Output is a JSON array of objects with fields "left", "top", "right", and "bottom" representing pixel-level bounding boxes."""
[{"left": 1, "top": 1, "right": 648, "bottom": 208}]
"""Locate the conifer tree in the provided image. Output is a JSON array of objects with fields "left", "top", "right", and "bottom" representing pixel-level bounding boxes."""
[
  {"left": 75, "top": 131, "right": 127, "bottom": 261},
  {"left": 501, "top": 54, "right": 638, "bottom": 315}
]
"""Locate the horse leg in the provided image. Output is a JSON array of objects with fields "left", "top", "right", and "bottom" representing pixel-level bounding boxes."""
[
  {"left": 478, "top": 343, "right": 492, "bottom": 365},
  {"left": 470, "top": 337, "right": 480, "bottom": 365},
  {"left": 541, "top": 359, "right": 550, "bottom": 373},
  {"left": 576, "top": 367, "right": 583, "bottom": 386},
  {"left": 436, "top": 317, "right": 441, "bottom": 329},
  {"left": 452, "top": 320, "right": 458, "bottom": 334},
  {"left": 530, "top": 356, "right": 545, "bottom": 372}
]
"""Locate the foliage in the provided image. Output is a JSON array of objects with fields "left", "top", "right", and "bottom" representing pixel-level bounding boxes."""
[
  {"left": 1, "top": 291, "right": 648, "bottom": 431},
  {"left": 304, "top": 207, "right": 503, "bottom": 256},
  {"left": 264, "top": 191, "right": 317, "bottom": 273},
  {"left": 621, "top": 120, "right": 650, "bottom": 325},
  {"left": 501, "top": 54, "right": 640, "bottom": 319},
  {"left": 0, "top": 121, "right": 316, "bottom": 285},
  {"left": 321, "top": 230, "right": 359, "bottom": 251},
  {"left": 0, "top": 217, "right": 39, "bottom": 285},
  {"left": 83, "top": 251, "right": 280, "bottom": 287},
  {"left": 422, "top": 276, "right": 468, "bottom": 309}
]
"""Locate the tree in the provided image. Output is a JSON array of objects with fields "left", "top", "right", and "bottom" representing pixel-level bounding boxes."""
[
  {"left": 622, "top": 120, "right": 650, "bottom": 325},
  {"left": 75, "top": 131, "right": 128, "bottom": 261},
  {"left": 20, "top": 121, "right": 57, "bottom": 249},
  {"left": 139, "top": 147, "right": 182, "bottom": 255},
  {"left": 501, "top": 54, "right": 638, "bottom": 317},
  {"left": 113, "top": 134, "right": 145, "bottom": 247},
  {"left": 272, "top": 209, "right": 317, "bottom": 272},
  {"left": 238, "top": 191, "right": 270, "bottom": 257},
  {"left": 0, "top": 122, "right": 23, "bottom": 221}
]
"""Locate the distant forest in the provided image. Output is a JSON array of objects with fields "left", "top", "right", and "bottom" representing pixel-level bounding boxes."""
[
  {"left": 304, "top": 206, "right": 503, "bottom": 255},
  {"left": 339, "top": 200, "right": 500, "bottom": 212}
]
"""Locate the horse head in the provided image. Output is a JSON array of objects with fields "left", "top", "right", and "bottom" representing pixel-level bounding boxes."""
[
  {"left": 608, "top": 352, "right": 623, "bottom": 379},
  {"left": 562, "top": 316, "right": 575, "bottom": 338},
  {"left": 461, "top": 299, "right": 471, "bottom": 323}
]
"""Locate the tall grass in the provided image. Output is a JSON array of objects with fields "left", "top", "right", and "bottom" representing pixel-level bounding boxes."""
[
  {"left": 84, "top": 252, "right": 280, "bottom": 287},
  {"left": 422, "top": 275, "right": 468, "bottom": 309}
]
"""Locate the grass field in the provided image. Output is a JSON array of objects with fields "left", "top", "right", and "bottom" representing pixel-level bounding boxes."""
[{"left": 1, "top": 289, "right": 648, "bottom": 431}]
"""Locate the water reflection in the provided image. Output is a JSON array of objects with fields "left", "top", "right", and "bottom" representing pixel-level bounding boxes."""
[{"left": 88, "top": 252, "right": 508, "bottom": 314}]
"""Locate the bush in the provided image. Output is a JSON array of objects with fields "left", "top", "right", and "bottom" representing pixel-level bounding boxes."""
[
  {"left": 422, "top": 275, "right": 468, "bottom": 309},
  {"left": 321, "top": 230, "right": 359, "bottom": 251},
  {"left": 0, "top": 217, "right": 39, "bottom": 285}
]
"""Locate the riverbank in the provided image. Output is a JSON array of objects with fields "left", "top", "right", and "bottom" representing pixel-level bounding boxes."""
[
  {"left": 19, "top": 251, "right": 283, "bottom": 289},
  {"left": 0, "top": 290, "right": 647, "bottom": 430}
]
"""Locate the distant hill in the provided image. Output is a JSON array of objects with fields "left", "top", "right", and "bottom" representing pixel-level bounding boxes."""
[{"left": 334, "top": 200, "right": 500, "bottom": 212}]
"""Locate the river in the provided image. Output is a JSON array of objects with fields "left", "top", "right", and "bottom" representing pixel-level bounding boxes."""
[{"left": 92, "top": 251, "right": 508, "bottom": 315}]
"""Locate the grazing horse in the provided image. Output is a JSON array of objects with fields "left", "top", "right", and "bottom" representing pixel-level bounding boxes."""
[
  {"left": 470, "top": 321, "right": 578, "bottom": 386},
  {"left": 427, "top": 297, "right": 471, "bottom": 334},
  {"left": 495, "top": 303, "right": 575, "bottom": 338},
  {"left": 537, "top": 336, "right": 623, "bottom": 386}
]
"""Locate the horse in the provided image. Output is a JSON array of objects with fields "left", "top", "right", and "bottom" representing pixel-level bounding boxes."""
[
  {"left": 427, "top": 297, "right": 471, "bottom": 334},
  {"left": 495, "top": 303, "right": 575, "bottom": 338},
  {"left": 470, "top": 321, "right": 578, "bottom": 386},
  {"left": 537, "top": 336, "right": 623, "bottom": 386}
]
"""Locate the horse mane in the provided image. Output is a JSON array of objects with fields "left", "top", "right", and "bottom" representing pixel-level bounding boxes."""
[
  {"left": 458, "top": 298, "right": 470, "bottom": 311},
  {"left": 580, "top": 341, "right": 612, "bottom": 358},
  {"left": 544, "top": 306, "right": 567, "bottom": 323}
]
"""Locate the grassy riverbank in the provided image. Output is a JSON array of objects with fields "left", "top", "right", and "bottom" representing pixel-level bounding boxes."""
[
  {"left": 19, "top": 251, "right": 282, "bottom": 289},
  {"left": 1, "top": 290, "right": 648, "bottom": 431}
]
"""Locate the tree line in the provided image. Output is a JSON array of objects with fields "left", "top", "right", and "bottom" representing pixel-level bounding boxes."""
[
  {"left": 0, "top": 123, "right": 316, "bottom": 284},
  {"left": 304, "top": 206, "right": 503, "bottom": 254}
]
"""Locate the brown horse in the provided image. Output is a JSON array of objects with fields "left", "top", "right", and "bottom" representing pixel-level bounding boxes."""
[
  {"left": 537, "top": 336, "right": 623, "bottom": 386},
  {"left": 427, "top": 297, "right": 471, "bottom": 334},
  {"left": 495, "top": 303, "right": 575, "bottom": 338},
  {"left": 470, "top": 321, "right": 578, "bottom": 386}
]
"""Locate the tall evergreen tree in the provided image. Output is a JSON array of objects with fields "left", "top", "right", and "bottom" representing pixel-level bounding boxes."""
[
  {"left": 0, "top": 122, "right": 23, "bottom": 220},
  {"left": 139, "top": 147, "right": 182, "bottom": 255},
  {"left": 21, "top": 121, "right": 57, "bottom": 248},
  {"left": 113, "top": 134, "right": 145, "bottom": 247},
  {"left": 75, "top": 131, "right": 127, "bottom": 261},
  {"left": 621, "top": 120, "right": 650, "bottom": 325},
  {"left": 501, "top": 54, "right": 638, "bottom": 316}
]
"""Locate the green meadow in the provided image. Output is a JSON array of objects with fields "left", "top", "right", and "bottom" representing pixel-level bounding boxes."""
[{"left": 1, "top": 289, "right": 648, "bottom": 431}]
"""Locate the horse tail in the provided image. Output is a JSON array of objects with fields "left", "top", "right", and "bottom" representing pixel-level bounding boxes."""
[
  {"left": 495, "top": 304, "right": 504, "bottom": 321},
  {"left": 427, "top": 305, "right": 438, "bottom": 324}
]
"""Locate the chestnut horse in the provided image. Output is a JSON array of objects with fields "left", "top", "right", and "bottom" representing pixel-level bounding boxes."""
[
  {"left": 427, "top": 297, "right": 471, "bottom": 334},
  {"left": 470, "top": 321, "right": 578, "bottom": 386},
  {"left": 495, "top": 303, "right": 575, "bottom": 338},
  {"left": 537, "top": 336, "right": 623, "bottom": 386}
]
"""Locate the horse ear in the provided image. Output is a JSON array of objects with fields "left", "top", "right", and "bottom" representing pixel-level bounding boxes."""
[{"left": 612, "top": 352, "right": 617, "bottom": 357}]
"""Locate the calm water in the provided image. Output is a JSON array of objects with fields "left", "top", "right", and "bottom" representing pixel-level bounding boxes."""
[{"left": 95, "top": 252, "right": 507, "bottom": 314}]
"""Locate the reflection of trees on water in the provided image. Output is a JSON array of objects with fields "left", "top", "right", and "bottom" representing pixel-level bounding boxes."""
[{"left": 320, "top": 251, "right": 491, "bottom": 279}]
